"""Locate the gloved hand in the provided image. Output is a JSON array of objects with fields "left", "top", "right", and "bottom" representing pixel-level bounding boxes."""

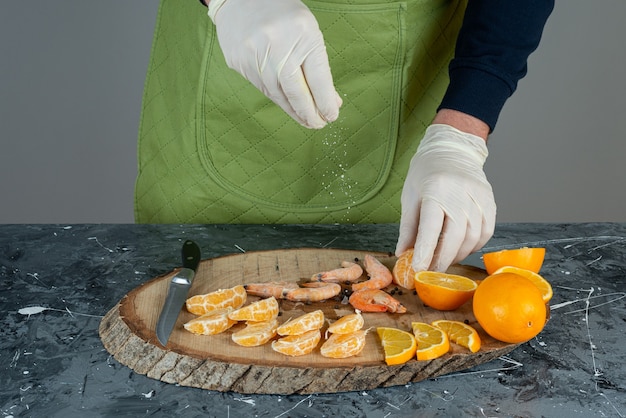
[
  {"left": 395, "top": 124, "right": 497, "bottom": 272},
  {"left": 208, "top": 0, "right": 342, "bottom": 129}
]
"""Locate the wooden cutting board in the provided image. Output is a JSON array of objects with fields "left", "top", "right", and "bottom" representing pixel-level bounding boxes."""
[{"left": 99, "top": 248, "right": 518, "bottom": 394}]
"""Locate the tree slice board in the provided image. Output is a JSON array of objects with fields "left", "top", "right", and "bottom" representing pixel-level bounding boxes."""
[{"left": 99, "top": 248, "right": 518, "bottom": 394}]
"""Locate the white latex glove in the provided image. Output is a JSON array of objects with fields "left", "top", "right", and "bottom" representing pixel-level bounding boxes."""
[
  {"left": 208, "top": 0, "right": 342, "bottom": 129},
  {"left": 395, "top": 124, "right": 497, "bottom": 272}
]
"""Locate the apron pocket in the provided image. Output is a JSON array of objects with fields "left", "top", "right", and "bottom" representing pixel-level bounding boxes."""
[{"left": 197, "top": 1, "right": 406, "bottom": 212}]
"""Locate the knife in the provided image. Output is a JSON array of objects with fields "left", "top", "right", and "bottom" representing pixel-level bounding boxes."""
[
  {"left": 459, "top": 252, "right": 484, "bottom": 269},
  {"left": 156, "top": 240, "right": 201, "bottom": 346}
]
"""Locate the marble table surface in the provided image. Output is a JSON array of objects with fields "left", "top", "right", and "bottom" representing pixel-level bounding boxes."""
[{"left": 0, "top": 223, "right": 624, "bottom": 417}]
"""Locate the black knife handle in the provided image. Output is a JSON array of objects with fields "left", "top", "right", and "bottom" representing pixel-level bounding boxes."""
[{"left": 182, "top": 240, "right": 201, "bottom": 271}]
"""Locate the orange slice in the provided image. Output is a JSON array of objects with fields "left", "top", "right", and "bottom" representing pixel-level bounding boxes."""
[
  {"left": 392, "top": 249, "right": 416, "bottom": 289},
  {"left": 186, "top": 285, "right": 247, "bottom": 316},
  {"left": 431, "top": 320, "right": 481, "bottom": 353},
  {"left": 326, "top": 311, "right": 364, "bottom": 335},
  {"left": 231, "top": 318, "right": 279, "bottom": 347},
  {"left": 414, "top": 271, "right": 478, "bottom": 311},
  {"left": 376, "top": 327, "right": 417, "bottom": 366},
  {"left": 277, "top": 310, "right": 324, "bottom": 336},
  {"left": 228, "top": 296, "right": 279, "bottom": 322},
  {"left": 183, "top": 307, "right": 237, "bottom": 335},
  {"left": 482, "top": 247, "right": 545, "bottom": 275},
  {"left": 411, "top": 322, "right": 450, "bottom": 361},
  {"left": 320, "top": 330, "right": 368, "bottom": 359},
  {"left": 271, "top": 329, "right": 322, "bottom": 356},
  {"left": 492, "top": 266, "right": 553, "bottom": 302}
]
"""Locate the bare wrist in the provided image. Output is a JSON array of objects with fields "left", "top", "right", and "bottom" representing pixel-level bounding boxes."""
[{"left": 432, "top": 109, "right": 489, "bottom": 141}]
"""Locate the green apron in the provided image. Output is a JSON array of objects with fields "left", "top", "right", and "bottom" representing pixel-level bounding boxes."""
[{"left": 135, "top": 0, "right": 466, "bottom": 223}]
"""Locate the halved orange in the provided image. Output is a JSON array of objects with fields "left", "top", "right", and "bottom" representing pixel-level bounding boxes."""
[
  {"left": 231, "top": 318, "right": 279, "bottom": 347},
  {"left": 320, "top": 330, "right": 368, "bottom": 359},
  {"left": 431, "top": 320, "right": 481, "bottom": 353},
  {"left": 482, "top": 247, "right": 545, "bottom": 275},
  {"left": 277, "top": 310, "right": 325, "bottom": 336},
  {"left": 271, "top": 329, "right": 322, "bottom": 356},
  {"left": 376, "top": 327, "right": 417, "bottom": 366},
  {"left": 392, "top": 249, "right": 416, "bottom": 289},
  {"left": 326, "top": 311, "right": 364, "bottom": 335},
  {"left": 411, "top": 322, "right": 450, "bottom": 361},
  {"left": 183, "top": 307, "right": 237, "bottom": 335},
  {"left": 414, "top": 272, "right": 478, "bottom": 311},
  {"left": 228, "top": 296, "right": 279, "bottom": 322},
  {"left": 492, "top": 266, "right": 553, "bottom": 302},
  {"left": 186, "top": 285, "right": 247, "bottom": 316}
]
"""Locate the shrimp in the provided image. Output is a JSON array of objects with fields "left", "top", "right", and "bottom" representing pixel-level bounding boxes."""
[
  {"left": 311, "top": 261, "right": 363, "bottom": 283},
  {"left": 351, "top": 254, "right": 393, "bottom": 291},
  {"left": 348, "top": 289, "right": 407, "bottom": 313},
  {"left": 285, "top": 282, "right": 342, "bottom": 303},
  {"left": 244, "top": 281, "right": 299, "bottom": 299},
  {"left": 244, "top": 281, "right": 341, "bottom": 303}
]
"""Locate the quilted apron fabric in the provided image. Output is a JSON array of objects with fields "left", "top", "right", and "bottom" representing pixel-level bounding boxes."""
[{"left": 135, "top": 0, "right": 466, "bottom": 223}]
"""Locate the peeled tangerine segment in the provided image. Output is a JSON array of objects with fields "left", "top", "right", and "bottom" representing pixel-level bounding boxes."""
[
  {"left": 392, "top": 249, "right": 417, "bottom": 289},
  {"left": 276, "top": 309, "right": 325, "bottom": 336},
  {"left": 228, "top": 296, "right": 279, "bottom": 322},
  {"left": 272, "top": 330, "right": 322, "bottom": 356},
  {"left": 320, "top": 330, "right": 368, "bottom": 359},
  {"left": 326, "top": 312, "right": 364, "bottom": 335},
  {"left": 231, "top": 318, "right": 279, "bottom": 347},
  {"left": 183, "top": 307, "right": 237, "bottom": 335},
  {"left": 186, "top": 285, "right": 247, "bottom": 316}
]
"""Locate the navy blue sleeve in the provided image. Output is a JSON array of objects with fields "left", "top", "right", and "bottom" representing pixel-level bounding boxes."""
[{"left": 438, "top": 0, "right": 555, "bottom": 132}]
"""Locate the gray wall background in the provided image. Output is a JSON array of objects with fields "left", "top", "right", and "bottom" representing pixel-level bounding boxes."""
[{"left": 1, "top": 1, "right": 625, "bottom": 224}]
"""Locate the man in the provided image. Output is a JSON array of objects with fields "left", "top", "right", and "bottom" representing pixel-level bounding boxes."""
[{"left": 135, "top": 0, "right": 554, "bottom": 272}]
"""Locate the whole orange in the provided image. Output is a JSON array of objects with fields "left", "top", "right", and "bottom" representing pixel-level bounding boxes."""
[{"left": 472, "top": 273, "right": 547, "bottom": 343}]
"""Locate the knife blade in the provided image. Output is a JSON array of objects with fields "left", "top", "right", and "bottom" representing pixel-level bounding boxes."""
[
  {"left": 459, "top": 252, "right": 484, "bottom": 269},
  {"left": 156, "top": 240, "right": 201, "bottom": 346}
]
